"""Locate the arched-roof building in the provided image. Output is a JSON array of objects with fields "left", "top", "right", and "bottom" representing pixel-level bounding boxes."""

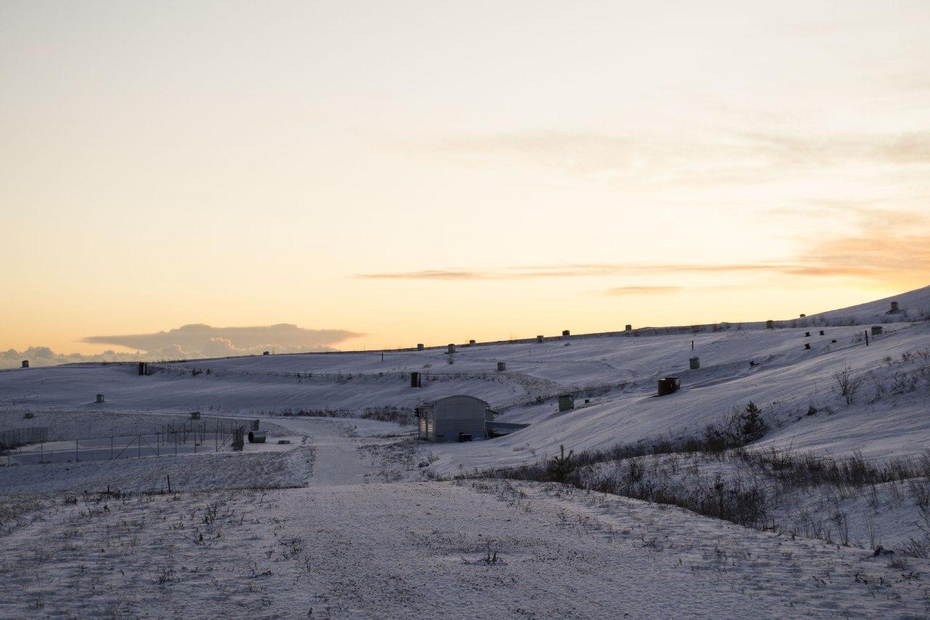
[{"left": 416, "top": 395, "right": 491, "bottom": 443}]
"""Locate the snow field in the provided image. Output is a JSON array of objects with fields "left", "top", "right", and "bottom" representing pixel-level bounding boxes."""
[
  {"left": 2, "top": 478, "right": 929, "bottom": 618},
  {"left": 1, "top": 285, "right": 930, "bottom": 616}
]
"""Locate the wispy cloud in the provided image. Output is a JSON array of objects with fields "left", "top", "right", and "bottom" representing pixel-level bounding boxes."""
[
  {"left": 357, "top": 270, "right": 485, "bottom": 281},
  {"left": 793, "top": 221, "right": 930, "bottom": 287},
  {"left": 606, "top": 286, "right": 683, "bottom": 296},
  {"left": 735, "top": 130, "right": 930, "bottom": 167},
  {"left": 761, "top": 199, "right": 883, "bottom": 221},
  {"left": 400, "top": 128, "right": 930, "bottom": 187},
  {"left": 359, "top": 204, "right": 930, "bottom": 291},
  {"left": 360, "top": 262, "right": 791, "bottom": 281}
]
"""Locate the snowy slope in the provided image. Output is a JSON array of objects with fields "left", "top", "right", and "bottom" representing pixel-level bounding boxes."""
[
  {"left": 3, "top": 286, "right": 929, "bottom": 470},
  {"left": 2, "top": 286, "right": 930, "bottom": 617}
]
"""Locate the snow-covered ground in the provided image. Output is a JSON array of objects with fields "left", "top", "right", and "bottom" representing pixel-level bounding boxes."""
[
  {"left": 3, "top": 475, "right": 929, "bottom": 617},
  {"left": 1, "top": 286, "right": 929, "bottom": 616}
]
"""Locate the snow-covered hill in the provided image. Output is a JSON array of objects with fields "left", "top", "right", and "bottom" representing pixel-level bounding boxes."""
[
  {"left": 1, "top": 286, "right": 929, "bottom": 617},
  {"left": 3, "top": 285, "right": 929, "bottom": 469}
]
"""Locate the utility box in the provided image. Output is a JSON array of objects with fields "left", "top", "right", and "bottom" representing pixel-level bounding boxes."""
[
  {"left": 21, "top": 360, "right": 29, "bottom": 368},
  {"left": 96, "top": 394, "right": 105, "bottom": 403},
  {"left": 625, "top": 324, "right": 632, "bottom": 331},
  {"left": 417, "top": 343, "right": 425, "bottom": 351},
  {"left": 689, "top": 357, "right": 700, "bottom": 370},
  {"left": 447, "top": 344, "right": 456, "bottom": 354},
  {"left": 562, "top": 330, "right": 570, "bottom": 337},
  {"left": 190, "top": 411, "right": 201, "bottom": 420},
  {"left": 871, "top": 325, "right": 883, "bottom": 336},
  {"left": 558, "top": 394, "right": 575, "bottom": 412},
  {"left": 536, "top": 335, "right": 544, "bottom": 343},
  {"left": 657, "top": 377, "right": 680, "bottom": 397},
  {"left": 766, "top": 320, "right": 774, "bottom": 329},
  {"left": 410, "top": 372, "right": 422, "bottom": 388},
  {"left": 138, "top": 362, "right": 148, "bottom": 375},
  {"left": 497, "top": 362, "right": 506, "bottom": 372},
  {"left": 469, "top": 339, "right": 476, "bottom": 345}
]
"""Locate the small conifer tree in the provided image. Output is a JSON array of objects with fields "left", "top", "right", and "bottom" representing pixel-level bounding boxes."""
[
  {"left": 547, "top": 444, "right": 575, "bottom": 483},
  {"left": 740, "top": 401, "right": 767, "bottom": 442}
]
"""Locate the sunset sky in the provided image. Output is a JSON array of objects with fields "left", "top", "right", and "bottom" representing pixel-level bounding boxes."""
[{"left": 2, "top": 1, "right": 929, "bottom": 359}]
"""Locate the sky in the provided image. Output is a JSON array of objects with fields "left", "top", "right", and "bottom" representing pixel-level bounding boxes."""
[{"left": 1, "top": 0, "right": 929, "bottom": 361}]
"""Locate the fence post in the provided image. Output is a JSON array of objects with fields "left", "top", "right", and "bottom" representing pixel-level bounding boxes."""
[{"left": 75, "top": 439, "right": 79, "bottom": 462}]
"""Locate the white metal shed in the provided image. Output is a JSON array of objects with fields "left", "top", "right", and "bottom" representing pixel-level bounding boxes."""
[{"left": 416, "top": 395, "right": 490, "bottom": 443}]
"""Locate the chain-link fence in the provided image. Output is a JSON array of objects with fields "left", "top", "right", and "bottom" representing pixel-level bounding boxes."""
[{"left": 1, "top": 420, "right": 248, "bottom": 466}]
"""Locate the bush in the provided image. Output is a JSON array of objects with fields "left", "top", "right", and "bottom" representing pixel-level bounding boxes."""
[
  {"left": 703, "top": 401, "right": 768, "bottom": 451},
  {"left": 361, "top": 406, "right": 415, "bottom": 425},
  {"left": 834, "top": 366, "right": 863, "bottom": 405}
]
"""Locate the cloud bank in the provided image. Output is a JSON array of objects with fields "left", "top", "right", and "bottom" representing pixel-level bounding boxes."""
[
  {"left": 1, "top": 324, "right": 362, "bottom": 369},
  {"left": 82, "top": 324, "right": 359, "bottom": 353},
  {"left": 1, "top": 347, "right": 155, "bottom": 370}
]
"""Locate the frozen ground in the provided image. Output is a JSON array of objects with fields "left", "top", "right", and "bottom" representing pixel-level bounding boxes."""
[
  {"left": 1, "top": 285, "right": 929, "bottom": 616},
  {"left": 1, "top": 418, "right": 928, "bottom": 618}
]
